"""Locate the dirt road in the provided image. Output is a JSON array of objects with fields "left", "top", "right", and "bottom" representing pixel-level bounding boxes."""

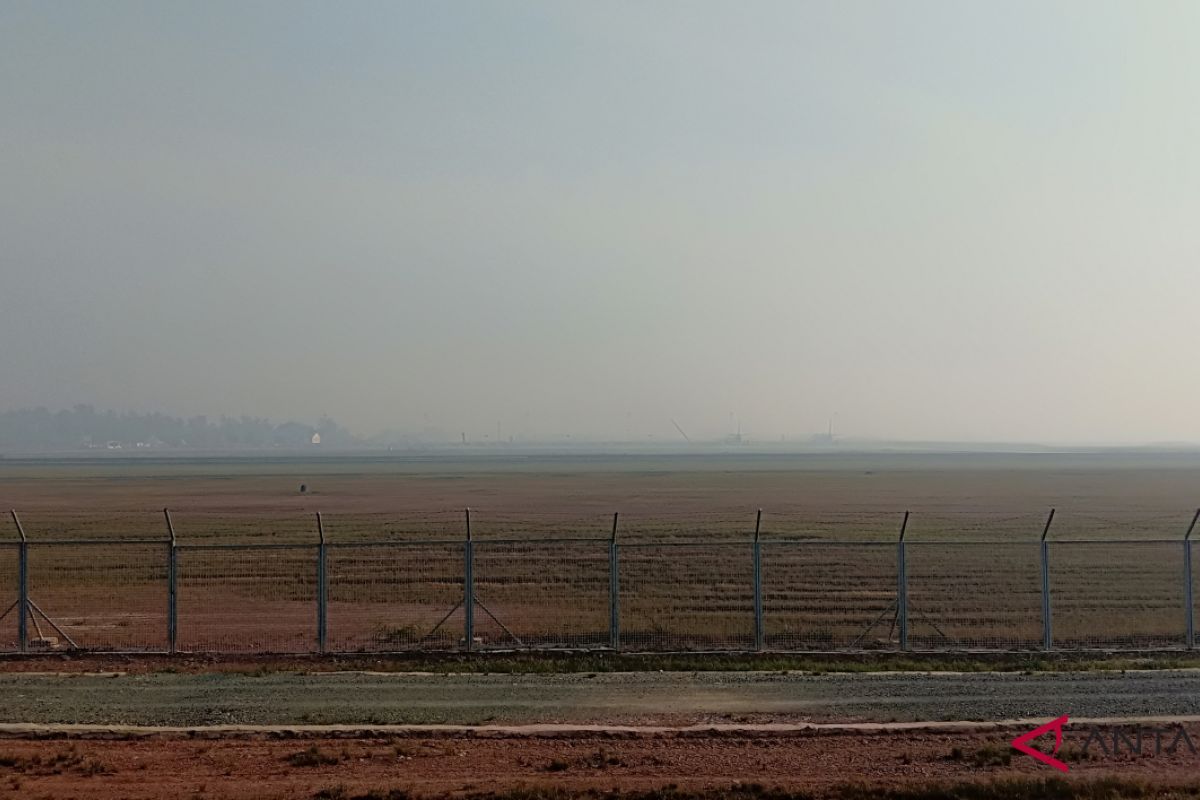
[{"left": 6, "top": 670, "right": 1200, "bottom": 797}]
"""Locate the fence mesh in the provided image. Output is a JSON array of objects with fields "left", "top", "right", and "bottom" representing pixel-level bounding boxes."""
[
  {"left": 471, "top": 511, "right": 615, "bottom": 541},
  {"left": 472, "top": 540, "right": 610, "bottom": 649},
  {"left": 763, "top": 542, "right": 897, "bottom": 650},
  {"left": 618, "top": 513, "right": 756, "bottom": 543},
  {"left": 905, "top": 511, "right": 1049, "bottom": 542},
  {"left": 1193, "top": 540, "right": 1200, "bottom": 647},
  {"left": 10, "top": 510, "right": 167, "bottom": 542},
  {"left": 1, "top": 509, "right": 1198, "bottom": 654},
  {"left": 1052, "top": 511, "right": 1196, "bottom": 541},
  {"left": 320, "top": 512, "right": 466, "bottom": 543},
  {"left": 25, "top": 542, "right": 167, "bottom": 651},
  {"left": 1051, "top": 541, "right": 1186, "bottom": 649},
  {"left": 761, "top": 511, "right": 906, "bottom": 542},
  {"left": 326, "top": 543, "right": 464, "bottom": 651},
  {"left": 177, "top": 545, "right": 316, "bottom": 652},
  {"left": 0, "top": 545, "right": 16, "bottom": 652},
  {"left": 907, "top": 543, "right": 1042, "bottom": 649},
  {"left": 618, "top": 543, "right": 754, "bottom": 650},
  {"left": 170, "top": 512, "right": 320, "bottom": 544}
]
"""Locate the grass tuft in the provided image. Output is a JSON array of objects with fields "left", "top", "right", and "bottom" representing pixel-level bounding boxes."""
[
  {"left": 286, "top": 746, "right": 341, "bottom": 768},
  {"left": 309, "top": 778, "right": 1200, "bottom": 800}
]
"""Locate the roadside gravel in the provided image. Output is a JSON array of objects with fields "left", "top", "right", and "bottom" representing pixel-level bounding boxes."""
[{"left": 3, "top": 670, "right": 1200, "bottom": 726}]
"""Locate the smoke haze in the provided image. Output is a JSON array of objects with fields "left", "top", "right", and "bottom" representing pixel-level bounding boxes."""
[{"left": 3, "top": 3, "right": 1199, "bottom": 444}]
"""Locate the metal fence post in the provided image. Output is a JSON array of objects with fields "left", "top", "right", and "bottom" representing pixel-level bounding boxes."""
[
  {"left": 1040, "top": 508, "right": 1056, "bottom": 651},
  {"left": 897, "top": 511, "right": 909, "bottom": 652},
  {"left": 163, "top": 509, "right": 178, "bottom": 654},
  {"left": 1185, "top": 509, "right": 1199, "bottom": 650},
  {"left": 11, "top": 511, "right": 28, "bottom": 654},
  {"left": 753, "top": 509, "right": 764, "bottom": 652},
  {"left": 316, "top": 512, "right": 327, "bottom": 654},
  {"left": 464, "top": 508, "right": 474, "bottom": 652},
  {"left": 608, "top": 512, "right": 620, "bottom": 651}
]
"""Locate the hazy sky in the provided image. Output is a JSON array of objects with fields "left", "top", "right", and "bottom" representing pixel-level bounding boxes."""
[{"left": 3, "top": 2, "right": 1199, "bottom": 444}]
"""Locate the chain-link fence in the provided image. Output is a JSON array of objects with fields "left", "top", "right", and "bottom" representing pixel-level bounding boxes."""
[
  {"left": 1, "top": 508, "right": 1198, "bottom": 654},
  {"left": 472, "top": 539, "right": 611, "bottom": 650},
  {"left": 326, "top": 541, "right": 465, "bottom": 652},
  {"left": 26, "top": 542, "right": 168, "bottom": 651},
  {"left": 763, "top": 542, "right": 898, "bottom": 650},
  {"left": 1051, "top": 540, "right": 1187, "bottom": 649},
  {"left": 0, "top": 544, "right": 17, "bottom": 651},
  {"left": 907, "top": 542, "right": 1043, "bottom": 649},
  {"left": 619, "top": 541, "right": 755, "bottom": 650},
  {"left": 177, "top": 544, "right": 317, "bottom": 652}
]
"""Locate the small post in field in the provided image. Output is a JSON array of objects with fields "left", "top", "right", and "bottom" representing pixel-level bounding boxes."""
[
  {"left": 464, "top": 508, "right": 474, "bottom": 653},
  {"left": 897, "top": 511, "right": 909, "bottom": 652},
  {"left": 753, "top": 509, "right": 764, "bottom": 652},
  {"left": 163, "top": 508, "right": 178, "bottom": 654},
  {"left": 316, "top": 512, "right": 328, "bottom": 654},
  {"left": 11, "top": 511, "right": 28, "bottom": 654},
  {"left": 1185, "top": 509, "right": 1199, "bottom": 650},
  {"left": 1040, "top": 508, "right": 1056, "bottom": 651},
  {"left": 609, "top": 511, "right": 620, "bottom": 651}
]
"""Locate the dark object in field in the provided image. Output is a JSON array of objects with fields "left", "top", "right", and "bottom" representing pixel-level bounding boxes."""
[{"left": 299, "top": 484, "right": 307, "bottom": 494}]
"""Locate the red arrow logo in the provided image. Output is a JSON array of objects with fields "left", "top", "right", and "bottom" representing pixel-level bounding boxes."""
[{"left": 1011, "top": 715, "right": 1070, "bottom": 772}]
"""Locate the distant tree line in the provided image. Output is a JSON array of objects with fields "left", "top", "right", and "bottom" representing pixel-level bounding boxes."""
[{"left": 0, "top": 405, "right": 356, "bottom": 450}]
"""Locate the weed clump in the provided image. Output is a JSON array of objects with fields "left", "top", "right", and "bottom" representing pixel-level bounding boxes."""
[{"left": 286, "top": 747, "right": 341, "bottom": 768}]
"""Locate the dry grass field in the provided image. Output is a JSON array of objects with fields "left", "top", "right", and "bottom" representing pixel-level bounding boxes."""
[{"left": 1, "top": 451, "right": 1198, "bottom": 654}]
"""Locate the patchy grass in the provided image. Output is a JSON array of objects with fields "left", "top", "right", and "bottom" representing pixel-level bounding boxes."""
[
  {"left": 947, "top": 743, "right": 1011, "bottom": 768},
  {"left": 9, "top": 649, "right": 1200, "bottom": 678},
  {"left": 124, "top": 651, "right": 1200, "bottom": 676},
  {"left": 0, "top": 746, "right": 112, "bottom": 777},
  {"left": 311, "top": 779, "right": 1200, "bottom": 800},
  {"left": 540, "top": 749, "right": 626, "bottom": 773},
  {"left": 286, "top": 746, "right": 341, "bottom": 767},
  {"left": 833, "top": 778, "right": 1200, "bottom": 799},
  {"left": 314, "top": 790, "right": 411, "bottom": 800}
]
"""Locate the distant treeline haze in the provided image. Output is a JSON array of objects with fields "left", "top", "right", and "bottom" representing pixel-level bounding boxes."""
[{"left": 0, "top": 405, "right": 355, "bottom": 449}]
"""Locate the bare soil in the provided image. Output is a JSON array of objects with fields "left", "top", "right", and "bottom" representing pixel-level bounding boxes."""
[
  {"left": 4, "top": 454, "right": 1200, "bottom": 656},
  {"left": 3, "top": 453, "right": 1200, "bottom": 530},
  {"left": 0, "top": 727, "right": 1197, "bottom": 800}
]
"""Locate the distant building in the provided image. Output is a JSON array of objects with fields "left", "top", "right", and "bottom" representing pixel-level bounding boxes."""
[{"left": 311, "top": 433, "right": 321, "bottom": 445}]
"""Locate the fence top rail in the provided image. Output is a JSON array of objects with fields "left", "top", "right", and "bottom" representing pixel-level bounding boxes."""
[
  {"left": 903, "top": 539, "right": 1045, "bottom": 546},
  {"left": 8, "top": 530, "right": 1198, "bottom": 547},
  {"left": 26, "top": 537, "right": 169, "bottom": 546},
  {"left": 469, "top": 536, "right": 610, "bottom": 545},
  {"left": 6, "top": 535, "right": 1194, "bottom": 547},
  {"left": 176, "top": 542, "right": 322, "bottom": 552},
  {"left": 1050, "top": 537, "right": 1187, "bottom": 545},
  {"left": 618, "top": 539, "right": 755, "bottom": 548},
  {"left": 763, "top": 538, "right": 902, "bottom": 546},
  {"left": 323, "top": 538, "right": 468, "bottom": 549}
]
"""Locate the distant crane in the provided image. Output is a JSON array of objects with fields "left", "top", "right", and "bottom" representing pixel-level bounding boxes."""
[
  {"left": 812, "top": 415, "right": 836, "bottom": 444},
  {"left": 670, "top": 419, "right": 692, "bottom": 443}
]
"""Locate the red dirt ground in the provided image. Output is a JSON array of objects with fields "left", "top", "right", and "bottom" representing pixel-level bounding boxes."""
[{"left": 0, "top": 728, "right": 1196, "bottom": 800}]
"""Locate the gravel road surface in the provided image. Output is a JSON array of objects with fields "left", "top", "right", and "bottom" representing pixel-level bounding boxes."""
[{"left": 3, "top": 670, "right": 1200, "bottom": 726}]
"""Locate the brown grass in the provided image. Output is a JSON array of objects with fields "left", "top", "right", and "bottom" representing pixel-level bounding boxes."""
[{"left": 1, "top": 456, "right": 1198, "bottom": 653}]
